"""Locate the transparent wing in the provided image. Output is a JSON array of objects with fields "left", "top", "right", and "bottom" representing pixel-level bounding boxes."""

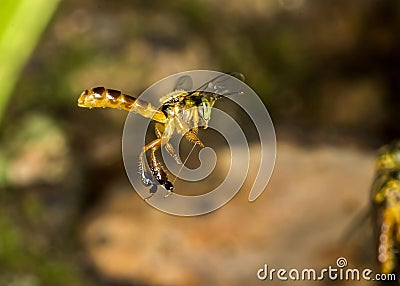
[
  {"left": 228, "top": 72, "right": 245, "bottom": 82},
  {"left": 173, "top": 75, "right": 193, "bottom": 91},
  {"left": 188, "top": 72, "right": 245, "bottom": 97}
]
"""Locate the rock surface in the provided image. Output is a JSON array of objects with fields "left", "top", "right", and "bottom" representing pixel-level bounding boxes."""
[{"left": 81, "top": 141, "right": 377, "bottom": 285}]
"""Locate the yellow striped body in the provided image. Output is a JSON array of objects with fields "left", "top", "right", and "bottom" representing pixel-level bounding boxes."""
[
  {"left": 78, "top": 86, "right": 167, "bottom": 123},
  {"left": 372, "top": 141, "right": 400, "bottom": 274}
]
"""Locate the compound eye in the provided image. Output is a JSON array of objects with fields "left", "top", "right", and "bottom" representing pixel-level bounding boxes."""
[{"left": 164, "top": 181, "right": 174, "bottom": 191}]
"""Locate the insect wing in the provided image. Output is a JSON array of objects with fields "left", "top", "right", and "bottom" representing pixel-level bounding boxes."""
[
  {"left": 189, "top": 72, "right": 245, "bottom": 97},
  {"left": 173, "top": 75, "right": 193, "bottom": 91}
]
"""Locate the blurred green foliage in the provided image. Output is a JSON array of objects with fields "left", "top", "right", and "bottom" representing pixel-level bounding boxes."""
[
  {"left": 0, "top": 1, "right": 83, "bottom": 285},
  {"left": 0, "top": 0, "right": 60, "bottom": 125}
]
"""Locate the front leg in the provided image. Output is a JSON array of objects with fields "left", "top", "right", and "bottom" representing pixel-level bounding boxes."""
[
  {"left": 174, "top": 114, "right": 205, "bottom": 148},
  {"left": 155, "top": 123, "right": 181, "bottom": 164}
]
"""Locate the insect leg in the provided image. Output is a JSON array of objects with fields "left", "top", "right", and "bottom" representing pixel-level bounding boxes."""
[
  {"left": 184, "top": 131, "right": 205, "bottom": 148},
  {"left": 139, "top": 138, "right": 162, "bottom": 187},
  {"left": 149, "top": 146, "right": 174, "bottom": 193},
  {"left": 140, "top": 137, "right": 174, "bottom": 193},
  {"left": 191, "top": 107, "right": 199, "bottom": 134},
  {"left": 138, "top": 154, "right": 153, "bottom": 186},
  {"left": 155, "top": 123, "right": 182, "bottom": 164},
  {"left": 174, "top": 114, "right": 205, "bottom": 148}
]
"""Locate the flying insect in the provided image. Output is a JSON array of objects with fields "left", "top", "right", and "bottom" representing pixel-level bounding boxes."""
[
  {"left": 78, "top": 72, "right": 244, "bottom": 196},
  {"left": 371, "top": 140, "right": 400, "bottom": 275}
]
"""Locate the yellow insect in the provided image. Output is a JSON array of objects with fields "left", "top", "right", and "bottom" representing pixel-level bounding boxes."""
[
  {"left": 77, "top": 72, "right": 244, "bottom": 196},
  {"left": 372, "top": 140, "right": 400, "bottom": 274}
]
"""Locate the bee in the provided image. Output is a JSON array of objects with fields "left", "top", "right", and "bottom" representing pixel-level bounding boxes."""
[
  {"left": 372, "top": 140, "right": 400, "bottom": 274},
  {"left": 77, "top": 72, "right": 244, "bottom": 196}
]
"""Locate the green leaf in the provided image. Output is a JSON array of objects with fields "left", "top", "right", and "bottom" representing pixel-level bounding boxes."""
[{"left": 0, "top": 0, "right": 60, "bottom": 124}]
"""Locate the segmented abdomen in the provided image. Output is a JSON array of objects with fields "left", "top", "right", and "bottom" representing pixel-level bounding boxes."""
[{"left": 78, "top": 86, "right": 136, "bottom": 111}]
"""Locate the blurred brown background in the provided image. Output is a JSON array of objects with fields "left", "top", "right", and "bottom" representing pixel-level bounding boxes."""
[{"left": 1, "top": 0, "right": 399, "bottom": 285}]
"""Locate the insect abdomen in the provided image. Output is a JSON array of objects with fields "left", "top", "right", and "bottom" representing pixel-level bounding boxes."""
[{"left": 78, "top": 86, "right": 136, "bottom": 111}]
